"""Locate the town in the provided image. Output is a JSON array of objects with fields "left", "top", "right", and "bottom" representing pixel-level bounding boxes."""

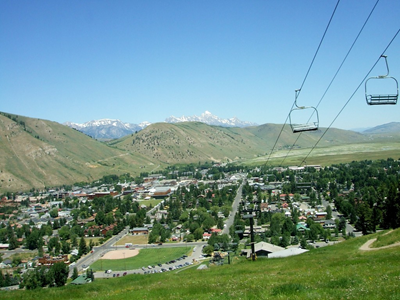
[{"left": 0, "top": 158, "right": 399, "bottom": 290}]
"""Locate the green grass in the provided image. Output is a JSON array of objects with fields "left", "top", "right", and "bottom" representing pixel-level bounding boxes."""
[
  {"left": 372, "top": 229, "right": 400, "bottom": 248},
  {"left": 91, "top": 247, "right": 192, "bottom": 271},
  {"left": 2, "top": 231, "right": 400, "bottom": 299},
  {"left": 137, "top": 199, "right": 163, "bottom": 208}
]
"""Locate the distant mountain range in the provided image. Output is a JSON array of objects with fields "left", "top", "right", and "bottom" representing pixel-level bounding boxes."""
[
  {"left": 1, "top": 110, "right": 399, "bottom": 192},
  {"left": 65, "top": 111, "right": 258, "bottom": 139},
  {"left": 362, "top": 122, "right": 400, "bottom": 134},
  {"left": 64, "top": 119, "right": 150, "bottom": 140},
  {"left": 165, "top": 111, "right": 257, "bottom": 128}
]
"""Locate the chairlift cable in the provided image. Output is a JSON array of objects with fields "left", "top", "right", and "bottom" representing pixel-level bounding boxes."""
[
  {"left": 299, "top": 28, "right": 400, "bottom": 166},
  {"left": 279, "top": 0, "right": 380, "bottom": 166},
  {"left": 265, "top": 0, "right": 341, "bottom": 166}
]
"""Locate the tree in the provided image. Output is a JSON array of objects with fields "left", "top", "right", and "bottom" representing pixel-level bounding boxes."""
[
  {"left": 49, "top": 208, "right": 58, "bottom": 218},
  {"left": 58, "top": 226, "right": 70, "bottom": 241},
  {"left": 203, "top": 245, "right": 214, "bottom": 256},
  {"left": 72, "top": 267, "right": 79, "bottom": 280},
  {"left": 78, "top": 237, "right": 88, "bottom": 256},
  {"left": 326, "top": 205, "right": 332, "bottom": 220},
  {"left": 309, "top": 224, "right": 319, "bottom": 242},
  {"left": 51, "top": 262, "right": 69, "bottom": 287},
  {"left": 355, "top": 201, "right": 373, "bottom": 235},
  {"left": 300, "top": 237, "right": 307, "bottom": 249},
  {"left": 26, "top": 228, "right": 40, "bottom": 250},
  {"left": 217, "top": 218, "right": 224, "bottom": 230},
  {"left": 193, "top": 227, "right": 204, "bottom": 241}
]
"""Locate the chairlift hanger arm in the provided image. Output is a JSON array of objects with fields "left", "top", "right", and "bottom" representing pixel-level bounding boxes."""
[{"left": 365, "top": 55, "right": 398, "bottom": 105}]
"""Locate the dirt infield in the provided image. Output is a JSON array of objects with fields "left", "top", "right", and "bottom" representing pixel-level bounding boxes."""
[{"left": 102, "top": 249, "right": 140, "bottom": 260}]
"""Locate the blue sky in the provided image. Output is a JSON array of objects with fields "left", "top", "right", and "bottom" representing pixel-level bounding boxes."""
[{"left": 1, "top": 0, "right": 399, "bottom": 130}]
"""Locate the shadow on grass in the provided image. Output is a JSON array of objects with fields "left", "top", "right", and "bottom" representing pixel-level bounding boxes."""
[{"left": 271, "top": 283, "right": 307, "bottom": 296}]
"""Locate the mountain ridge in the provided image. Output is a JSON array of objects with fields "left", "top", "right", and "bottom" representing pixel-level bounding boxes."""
[
  {"left": 1, "top": 111, "right": 399, "bottom": 192},
  {"left": 65, "top": 111, "right": 257, "bottom": 140}
]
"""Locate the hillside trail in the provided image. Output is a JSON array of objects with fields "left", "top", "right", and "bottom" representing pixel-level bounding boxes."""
[{"left": 359, "top": 230, "right": 400, "bottom": 251}]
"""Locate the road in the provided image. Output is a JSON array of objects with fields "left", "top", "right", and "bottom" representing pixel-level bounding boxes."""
[
  {"left": 222, "top": 180, "right": 244, "bottom": 236},
  {"left": 69, "top": 227, "right": 130, "bottom": 276},
  {"left": 0, "top": 248, "right": 37, "bottom": 260},
  {"left": 71, "top": 180, "right": 245, "bottom": 277},
  {"left": 321, "top": 199, "right": 361, "bottom": 237}
]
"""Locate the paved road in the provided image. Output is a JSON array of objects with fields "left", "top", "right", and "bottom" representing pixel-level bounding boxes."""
[
  {"left": 0, "top": 248, "right": 37, "bottom": 259},
  {"left": 321, "top": 199, "right": 361, "bottom": 237},
  {"left": 222, "top": 181, "right": 244, "bottom": 236}
]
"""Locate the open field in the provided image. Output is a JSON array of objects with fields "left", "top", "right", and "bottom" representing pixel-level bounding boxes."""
[
  {"left": 90, "top": 247, "right": 192, "bottom": 272},
  {"left": 2, "top": 229, "right": 400, "bottom": 299},
  {"left": 245, "top": 142, "right": 400, "bottom": 166},
  {"left": 84, "top": 237, "right": 101, "bottom": 246},
  {"left": 136, "top": 199, "right": 163, "bottom": 208},
  {"left": 115, "top": 235, "right": 148, "bottom": 246}
]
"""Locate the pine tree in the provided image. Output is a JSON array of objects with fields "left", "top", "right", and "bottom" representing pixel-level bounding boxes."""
[
  {"left": 78, "top": 237, "right": 88, "bottom": 256},
  {"left": 72, "top": 267, "right": 79, "bottom": 280}
]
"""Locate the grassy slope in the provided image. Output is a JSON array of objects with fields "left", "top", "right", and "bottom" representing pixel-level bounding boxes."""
[
  {"left": 0, "top": 113, "right": 156, "bottom": 192},
  {"left": 3, "top": 230, "right": 400, "bottom": 300},
  {"left": 112, "top": 122, "right": 370, "bottom": 164},
  {"left": 1, "top": 112, "right": 399, "bottom": 191},
  {"left": 245, "top": 142, "right": 400, "bottom": 166}
]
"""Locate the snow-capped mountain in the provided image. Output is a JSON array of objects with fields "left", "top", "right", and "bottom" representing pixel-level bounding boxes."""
[
  {"left": 64, "top": 119, "right": 149, "bottom": 140},
  {"left": 165, "top": 111, "right": 257, "bottom": 127},
  {"left": 65, "top": 111, "right": 256, "bottom": 140}
]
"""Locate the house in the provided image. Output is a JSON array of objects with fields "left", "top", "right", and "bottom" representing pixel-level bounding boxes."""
[
  {"left": 151, "top": 187, "right": 172, "bottom": 199},
  {"left": 131, "top": 227, "right": 149, "bottom": 235},
  {"left": 101, "top": 224, "right": 116, "bottom": 236},
  {"left": 71, "top": 274, "right": 92, "bottom": 285},
  {"left": 296, "top": 223, "right": 310, "bottom": 232},
  {"left": 315, "top": 212, "right": 327, "bottom": 220},
  {"left": 203, "top": 233, "right": 212, "bottom": 240},
  {"left": 260, "top": 203, "right": 269, "bottom": 212},
  {"left": 38, "top": 254, "right": 69, "bottom": 266},
  {"left": 2, "top": 259, "right": 12, "bottom": 267},
  {"left": 210, "top": 228, "right": 222, "bottom": 235},
  {"left": 323, "top": 219, "right": 336, "bottom": 229},
  {"left": 241, "top": 242, "right": 284, "bottom": 258},
  {"left": 0, "top": 243, "right": 9, "bottom": 250},
  {"left": 268, "top": 247, "right": 309, "bottom": 258}
]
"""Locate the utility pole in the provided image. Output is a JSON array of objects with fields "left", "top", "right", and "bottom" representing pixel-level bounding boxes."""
[{"left": 240, "top": 198, "right": 260, "bottom": 261}]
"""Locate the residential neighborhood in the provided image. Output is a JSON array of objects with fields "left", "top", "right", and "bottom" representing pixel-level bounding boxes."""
[{"left": 1, "top": 159, "right": 399, "bottom": 290}]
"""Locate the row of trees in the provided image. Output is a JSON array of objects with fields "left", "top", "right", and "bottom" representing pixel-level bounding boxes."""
[{"left": 19, "top": 262, "right": 69, "bottom": 289}]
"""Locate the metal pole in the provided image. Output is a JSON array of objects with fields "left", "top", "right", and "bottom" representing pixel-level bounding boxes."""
[{"left": 250, "top": 217, "right": 256, "bottom": 261}]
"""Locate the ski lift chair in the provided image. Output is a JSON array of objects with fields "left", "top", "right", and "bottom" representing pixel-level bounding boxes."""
[
  {"left": 289, "top": 89, "right": 320, "bottom": 133},
  {"left": 365, "top": 55, "right": 398, "bottom": 105}
]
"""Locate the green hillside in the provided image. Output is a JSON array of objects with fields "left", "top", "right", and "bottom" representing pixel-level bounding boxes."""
[
  {"left": 0, "top": 112, "right": 156, "bottom": 192},
  {"left": 1, "top": 112, "right": 399, "bottom": 192},
  {"left": 111, "top": 122, "right": 369, "bottom": 164},
  {"left": 2, "top": 230, "right": 400, "bottom": 299}
]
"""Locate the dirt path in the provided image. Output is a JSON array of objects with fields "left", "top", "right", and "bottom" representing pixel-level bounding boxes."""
[{"left": 359, "top": 237, "right": 400, "bottom": 251}]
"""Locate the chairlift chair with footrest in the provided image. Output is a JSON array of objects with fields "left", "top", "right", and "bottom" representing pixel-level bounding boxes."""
[
  {"left": 365, "top": 55, "right": 398, "bottom": 105},
  {"left": 289, "top": 89, "right": 320, "bottom": 133}
]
